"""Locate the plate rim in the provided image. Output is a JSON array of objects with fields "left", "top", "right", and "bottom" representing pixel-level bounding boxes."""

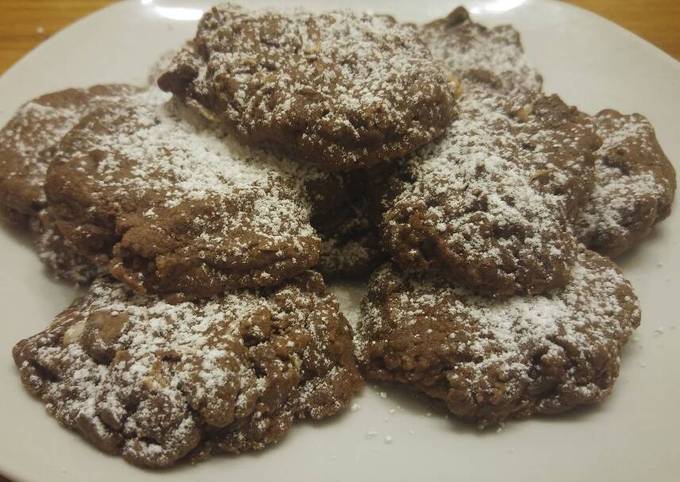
[{"left": 1, "top": 1, "right": 679, "bottom": 481}]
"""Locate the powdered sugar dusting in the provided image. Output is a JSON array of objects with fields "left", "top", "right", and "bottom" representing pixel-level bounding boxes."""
[
  {"left": 420, "top": 6, "right": 674, "bottom": 258},
  {"left": 4, "top": 102, "right": 79, "bottom": 165},
  {"left": 319, "top": 235, "right": 379, "bottom": 277},
  {"left": 60, "top": 88, "right": 330, "bottom": 229}
]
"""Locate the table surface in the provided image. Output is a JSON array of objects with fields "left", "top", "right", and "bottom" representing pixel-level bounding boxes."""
[
  {"left": 0, "top": 0, "right": 678, "bottom": 481},
  {"left": 0, "top": 0, "right": 679, "bottom": 75}
]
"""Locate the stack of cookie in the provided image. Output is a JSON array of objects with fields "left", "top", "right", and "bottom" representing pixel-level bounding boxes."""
[
  {"left": 356, "top": 7, "right": 675, "bottom": 425},
  {"left": 2, "top": 5, "right": 455, "bottom": 468},
  {"left": 1, "top": 3, "right": 675, "bottom": 469}
]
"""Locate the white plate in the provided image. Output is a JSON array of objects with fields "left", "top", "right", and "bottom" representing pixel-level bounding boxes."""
[{"left": 1, "top": 1, "right": 679, "bottom": 481}]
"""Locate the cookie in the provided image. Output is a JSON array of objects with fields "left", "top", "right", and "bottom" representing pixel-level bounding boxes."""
[
  {"left": 423, "top": 6, "right": 676, "bottom": 247},
  {"left": 45, "top": 90, "right": 323, "bottom": 297},
  {"left": 421, "top": 8, "right": 600, "bottom": 214},
  {"left": 421, "top": 6, "right": 541, "bottom": 99},
  {"left": 357, "top": 249, "right": 640, "bottom": 426},
  {"left": 158, "top": 4, "right": 457, "bottom": 171},
  {"left": 381, "top": 86, "right": 581, "bottom": 296},
  {"left": 514, "top": 94, "right": 601, "bottom": 215},
  {"left": 574, "top": 110, "right": 676, "bottom": 256},
  {"left": 0, "top": 85, "right": 138, "bottom": 227},
  {"left": 13, "top": 271, "right": 362, "bottom": 468},
  {"left": 35, "top": 211, "right": 103, "bottom": 285}
]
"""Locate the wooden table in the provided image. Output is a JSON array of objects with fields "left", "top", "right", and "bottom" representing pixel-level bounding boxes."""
[
  {"left": 0, "top": 0, "right": 678, "bottom": 74},
  {"left": 0, "top": 1, "right": 678, "bottom": 481}
]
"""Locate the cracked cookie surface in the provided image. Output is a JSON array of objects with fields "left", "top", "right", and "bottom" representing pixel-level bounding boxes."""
[{"left": 423, "top": 7, "right": 675, "bottom": 255}]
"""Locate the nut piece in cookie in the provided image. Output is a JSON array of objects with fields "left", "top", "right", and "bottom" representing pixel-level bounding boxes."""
[
  {"left": 381, "top": 87, "right": 581, "bottom": 296},
  {"left": 575, "top": 110, "right": 676, "bottom": 257},
  {"left": 13, "top": 272, "right": 362, "bottom": 468},
  {"left": 46, "top": 90, "right": 323, "bottom": 297},
  {"left": 158, "top": 4, "right": 457, "bottom": 171},
  {"left": 0, "top": 85, "right": 138, "bottom": 227},
  {"left": 357, "top": 249, "right": 640, "bottom": 426}
]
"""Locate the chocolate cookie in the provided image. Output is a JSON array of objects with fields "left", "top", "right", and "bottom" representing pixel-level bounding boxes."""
[
  {"left": 574, "top": 110, "right": 676, "bottom": 256},
  {"left": 45, "top": 90, "right": 323, "bottom": 297},
  {"left": 424, "top": 7, "right": 675, "bottom": 246},
  {"left": 421, "top": 8, "right": 600, "bottom": 214},
  {"left": 421, "top": 7, "right": 541, "bottom": 99},
  {"left": 357, "top": 249, "right": 640, "bottom": 426},
  {"left": 13, "top": 271, "right": 362, "bottom": 468},
  {"left": 514, "top": 94, "right": 601, "bottom": 215},
  {"left": 35, "top": 211, "right": 103, "bottom": 285},
  {"left": 0, "top": 85, "right": 138, "bottom": 227},
  {"left": 381, "top": 87, "right": 581, "bottom": 296},
  {"left": 158, "top": 4, "right": 457, "bottom": 171}
]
